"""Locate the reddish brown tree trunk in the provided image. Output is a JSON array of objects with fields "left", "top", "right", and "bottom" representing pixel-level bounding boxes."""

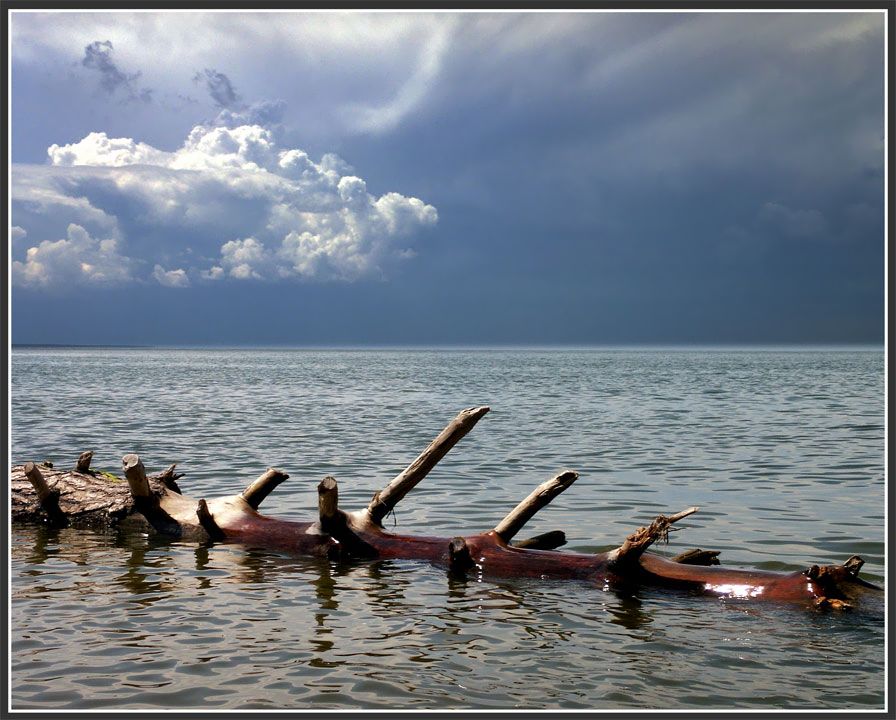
[{"left": 10, "top": 407, "right": 881, "bottom": 611}]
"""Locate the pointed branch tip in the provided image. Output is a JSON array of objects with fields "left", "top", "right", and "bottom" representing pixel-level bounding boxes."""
[{"left": 367, "top": 406, "right": 492, "bottom": 525}]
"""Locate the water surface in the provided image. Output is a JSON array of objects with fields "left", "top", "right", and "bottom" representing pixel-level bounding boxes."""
[{"left": 10, "top": 348, "right": 886, "bottom": 710}]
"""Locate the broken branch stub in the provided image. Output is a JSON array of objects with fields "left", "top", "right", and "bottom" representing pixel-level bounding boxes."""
[
  {"left": 197, "top": 499, "right": 225, "bottom": 541},
  {"left": 494, "top": 470, "right": 578, "bottom": 543},
  {"left": 513, "top": 530, "right": 567, "bottom": 551},
  {"left": 122, "top": 454, "right": 151, "bottom": 498},
  {"left": 366, "top": 406, "right": 490, "bottom": 526},
  {"left": 24, "top": 462, "right": 54, "bottom": 504},
  {"left": 121, "top": 454, "right": 182, "bottom": 536},
  {"left": 448, "top": 537, "right": 475, "bottom": 574},
  {"left": 76, "top": 451, "right": 94, "bottom": 474},
  {"left": 608, "top": 506, "right": 700, "bottom": 568},
  {"left": 672, "top": 548, "right": 721, "bottom": 566},
  {"left": 240, "top": 468, "right": 289, "bottom": 510},
  {"left": 23, "top": 461, "right": 68, "bottom": 528},
  {"left": 318, "top": 476, "right": 340, "bottom": 527},
  {"left": 316, "top": 476, "right": 377, "bottom": 559},
  {"left": 154, "top": 464, "right": 183, "bottom": 494}
]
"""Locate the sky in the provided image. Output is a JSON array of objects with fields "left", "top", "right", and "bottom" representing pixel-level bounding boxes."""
[{"left": 8, "top": 10, "right": 887, "bottom": 346}]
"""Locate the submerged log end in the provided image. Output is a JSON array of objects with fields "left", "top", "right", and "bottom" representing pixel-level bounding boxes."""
[
  {"left": 804, "top": 555, "right": 874, "bottom": 605},
  {"left": 76, "top": 451, "right": 94, "bottom": 474},
  {"left": 240, "top": 468, "right": 289, "bottom": 510}
]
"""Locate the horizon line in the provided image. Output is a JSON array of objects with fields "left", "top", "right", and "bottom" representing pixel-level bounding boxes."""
[{"left": 10, "top": 341, "right": 885, "bottom": 351}]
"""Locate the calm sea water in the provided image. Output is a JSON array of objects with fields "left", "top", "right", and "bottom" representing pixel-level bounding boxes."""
[{"left": 9, "top": 347, "right": 886, "bottom": 710}]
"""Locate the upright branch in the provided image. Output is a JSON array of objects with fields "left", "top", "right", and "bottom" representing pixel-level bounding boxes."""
[
  {"left": 317, "top": 476, "right": 375, "bottom": 558},
  {"left": 122, "top": 454, "right": 151, "bottom": 499},
  {"left": 121, "top": 454, "right": 181, "bottom": 536},
  {"left": 607, "top": 506, "right": 700, "bottom": 568},
  {"left": 318, "top": 476, "right": 340, "bottom": 529},
  {"left": 23, "top": 461, "right": 68, "bottom": 528},
  {"left": 493, "top": 470, "right": 578, "bottom": 543},
  {"left": 240, "top": 468, "right": 289, "bottom": 510},
  {"left": 366, "top": 406, "right": 490, "bottom": 526}
]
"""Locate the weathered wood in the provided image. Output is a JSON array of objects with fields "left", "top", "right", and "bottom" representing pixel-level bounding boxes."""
[
  {"left": 314, "top": 476, "right": 376, "bottom": 558},
  {"left": 23, "top": 462, "right": 68, "bottom": 527},
  {"left": 241, "top": 468, "right": 289, "bottom": 510},
  {"left": 843, "top": 555, "right": 865, "bottom": 576},
  {"left": 121, "top": 454, "right": 184, "bottom": 536},
  {"left": 318, "top": 476, "right": 339, "bottom": 526},
  {"left": 513, "top": 530, "right": 567, "bottom": 550},
  {"left": 76, "top": 451, "right": 94, "bottom": 474},
  {"left": 155, "top": 464, "right": 183, "bottom": 493},
  {"left": 122, "top": 454, "right": 151, "bottom": 498},
  {"left": 8, "top": 405, "right": 883, "bottom": 610},
  {"left": 672, "top": 548, "right": 721, "bottom": 566},
  {"left": 12, "top": 464, "right": 135, "bottom": 525},
  {"left": 9, "top": 458, "right": 880, "bottom": 607},
  {"left": 607, "top": 506, "right": 700, "bottom": 568},
  {"left": 365, "top": 406, "right": 490, "bottom": 525},
  {"left": 494, "top": 471, "right": 577, "bottom": 542},
  {"left": 24, "top": 462, "right": 54, "bottom": 504}
]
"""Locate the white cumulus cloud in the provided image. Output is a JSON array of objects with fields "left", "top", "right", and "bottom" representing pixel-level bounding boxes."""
[
  {"left": 152, "top": 264, "right": 190, "bottom": 287},
  {"left": 48, "top": 131, "right": 168, "bottom": 167},
  {"left": 12, "top": 223, "right": 134, "bottom": 287},
  {"left": 12, "top": 122, "right": 438, "bottom": 288}
]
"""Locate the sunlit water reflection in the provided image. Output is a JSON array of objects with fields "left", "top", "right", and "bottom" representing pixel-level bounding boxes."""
[{"left": 10, "top": 348, "right": 885, "bottom": 709}]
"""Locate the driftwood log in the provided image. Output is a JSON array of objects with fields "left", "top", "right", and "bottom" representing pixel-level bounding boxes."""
[{"left": 10, "top": 406, "right": 881, "bottom": 611}]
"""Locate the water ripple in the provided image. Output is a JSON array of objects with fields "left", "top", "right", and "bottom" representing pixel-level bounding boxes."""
[{"left": 10, "top": 348, "right": 885, "bottom": 710}]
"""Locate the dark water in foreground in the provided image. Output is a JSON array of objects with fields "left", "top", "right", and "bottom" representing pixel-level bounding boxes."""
[{"left": 10, "top": 348, "right": 886, "bottom": 710}]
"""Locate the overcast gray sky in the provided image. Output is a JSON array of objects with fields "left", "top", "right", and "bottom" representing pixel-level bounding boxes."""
[{"left": 9, "top": 11, "right": 886, "bottom": 345}]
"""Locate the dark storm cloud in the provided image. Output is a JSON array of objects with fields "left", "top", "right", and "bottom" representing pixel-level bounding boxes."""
[
  {"left": 81, "top": 40, "right": 152, "bottom": 102},
  {"left": 194, "top": 68, "right": 241, "bottom": 109},
  {"left": 10, "top": 12, "right": 887, "bottom": 345}
]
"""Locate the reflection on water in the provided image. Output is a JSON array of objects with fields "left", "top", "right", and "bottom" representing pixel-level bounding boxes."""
[
  {"left": 10, "top": 348, "right": 885, "bottom": 710},
  {"left": 607, "top": 592, "right": 653, "bottom": 632},
  {"left": 11, "top": 521, "right": 885, "bottom": 710}
]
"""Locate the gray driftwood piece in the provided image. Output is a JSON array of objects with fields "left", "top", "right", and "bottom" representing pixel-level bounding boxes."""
[{"left": 11, "top": 462, "right": 170, "bottom": 528}]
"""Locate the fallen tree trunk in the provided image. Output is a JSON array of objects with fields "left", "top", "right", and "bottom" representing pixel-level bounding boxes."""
[{"left": 10, "top": 406, "right": 881, "bottom": 611}]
